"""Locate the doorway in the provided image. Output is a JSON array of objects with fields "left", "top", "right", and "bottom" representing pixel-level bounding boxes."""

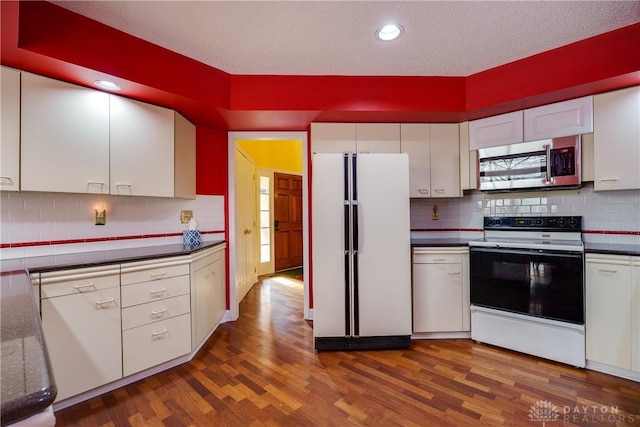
[{"left": 227, "top": 132, "right": 310, "bottom": 321}]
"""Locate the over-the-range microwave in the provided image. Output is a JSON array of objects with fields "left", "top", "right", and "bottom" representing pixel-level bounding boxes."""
[{"left": 477, "top": 135, "right": 581, "bottom": 192}]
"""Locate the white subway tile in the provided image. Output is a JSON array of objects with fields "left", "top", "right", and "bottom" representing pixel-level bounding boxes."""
[{"left": 522, "top": 198, "right": 540, "bottom": 206}]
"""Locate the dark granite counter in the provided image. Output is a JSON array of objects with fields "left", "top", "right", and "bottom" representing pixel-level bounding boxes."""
[
  {"left": 411, "top": 238, "right": 479, "bottom": 248},
  {"left": 1, "top": 240, "right": 225, "bottom": 274},
  {"left": 0, "top": 271, "right": 56, "bottom": 425},
  {"left": 0, "top": 240, "right": 225, "bottom": 424},
  {"left": 584, "top": 242, "right": 640, "bottom": 256}
]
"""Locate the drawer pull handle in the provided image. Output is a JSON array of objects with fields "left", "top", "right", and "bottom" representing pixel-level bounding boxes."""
[
  {"left": 150, "top": 288, "right": 167, "bottom": 296},
  {"left": 1, "top": 176, "right": 14, "bottom": 182},
  {"left": 151, "top": 308, "right": 167, "bottom": 317},
  {"left": 598, "top": 269, "right": 618, "bottom": 274},
  {"left": 74, "top": 283, "right": 95, "bottom": 292},
  {"left": 87, "top": 181, "right": 105, "bottom": 186},
  {"left": 95, "top": 298, "right": 115, "bottom": 307},
  {"left": 448, "top": 271, "right": 461, "bottom": 275},
  {"left": 433, "top": 258, "right": 446, "bottom": 262},
  {"left": 600, "top": 178, "right": 618, "bottom": 182},
  {"left": 152, "top": 329, "right": 168, "bottom": 338},
  {"left": 150, "top": 272, "right": 167, "bottom": 279},
  {"left": 418, "top": 189, "right": 429, "bottom": 194},
  {"left": 434, "top": 188, "right": 445, "bottom": 193}
]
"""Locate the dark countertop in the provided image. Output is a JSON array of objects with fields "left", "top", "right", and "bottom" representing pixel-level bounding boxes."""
[
  {"left": 0, "top": 271, "right": 56, "bottom": 426},
  {"left": 0, "top": 240, "right": 225, "bottom": 424},
  {"left": 584, "top": 242, "right": 640, "bottom": 256},
  {"left": 411, "top": 238, "right": 480, "bottom": 248}
]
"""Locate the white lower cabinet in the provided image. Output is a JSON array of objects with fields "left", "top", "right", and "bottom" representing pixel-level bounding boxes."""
[
  {"left": 120, "top": 257, "right": 192, "bottom": 376},
  {"left": 412, "top": 248, "right": 470, "bottom": 333},
  {"left": 39, "top": 266, "right": 122, "bottom": 402},
  {"left": 39, "top": 245, "right": 228, "bottom": 404},
  {"left": 192, "top": 246, "right": 226, "bottom": 349},
  {"left": 586, "top": 254, "right": 640, "bottom": 378}
]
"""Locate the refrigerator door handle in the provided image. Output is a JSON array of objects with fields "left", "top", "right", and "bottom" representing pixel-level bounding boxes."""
[
  {"left": 352, "top": 154, "right": 360, "bottom": 337},
  {"left": 343, "top": 153, "right": 351, "bottom": 337}
]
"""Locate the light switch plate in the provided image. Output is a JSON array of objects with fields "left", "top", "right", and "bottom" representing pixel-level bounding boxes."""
[{"left": 180, "top": 210, "right": 193, "bottom": 224}]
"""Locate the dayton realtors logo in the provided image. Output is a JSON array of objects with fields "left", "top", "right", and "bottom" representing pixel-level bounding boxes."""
[{"left": 529, "top": 400, "right": 638, "bottom": 424}]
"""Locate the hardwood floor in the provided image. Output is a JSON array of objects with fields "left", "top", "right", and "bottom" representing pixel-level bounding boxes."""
[{"left": 55, "top": 276, "right": 640, "bottom": 426}]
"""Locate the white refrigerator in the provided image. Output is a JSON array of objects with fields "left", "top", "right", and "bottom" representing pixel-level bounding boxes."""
[{"left": 312, "top": 153, "right": 412, "bottom": 351}]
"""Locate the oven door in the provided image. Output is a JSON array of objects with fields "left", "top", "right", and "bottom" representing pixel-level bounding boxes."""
[{"left": 470, "top": 246, "right": 584, "bottom": 324}]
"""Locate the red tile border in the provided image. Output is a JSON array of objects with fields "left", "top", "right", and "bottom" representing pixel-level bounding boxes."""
[{"left": 0, "top": 230, "right": 225, "bottom": 249}]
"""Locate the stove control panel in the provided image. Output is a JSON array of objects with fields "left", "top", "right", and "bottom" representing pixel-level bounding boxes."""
[{"left": 484, "top": 216, "right": 582, "bottom": 231}]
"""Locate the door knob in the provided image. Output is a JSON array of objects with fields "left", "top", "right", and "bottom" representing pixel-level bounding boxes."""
[{"left": 274, "top": 220, "right": 280, "bottom": 231}]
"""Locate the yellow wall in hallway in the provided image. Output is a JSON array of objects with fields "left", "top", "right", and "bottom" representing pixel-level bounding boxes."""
[{"left": 236, "top": 139, "right": 302, "bottom": 173}]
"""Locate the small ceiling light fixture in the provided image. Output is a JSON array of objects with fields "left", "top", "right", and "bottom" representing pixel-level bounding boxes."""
[
  {"left": 94, "top": 80, "right": 121, "bottom": 91},
  {"left": 376, "top": 23, "right": 403, "bottom": 41}
]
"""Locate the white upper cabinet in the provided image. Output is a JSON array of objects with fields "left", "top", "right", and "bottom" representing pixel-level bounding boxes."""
[
  {"left": 400, "top": 124, "right": 431, "bottom": 197},
  {"left": 174, "top": 112, "right": 196, "bottom": 199},
  {"left": 523, "top": 96, "right": 593, "bottom": 141},
  {"left": 1, "top": 67, "right": 21, "bottom": 191},
  {"left": 311, "top": 123, "right": 356, "bottom": 153},
  {"left": 400, "top": 123, "right": 461, "bottom": 198},
  {"left": 429, "top": 124, "right": 461, "bottom": 198},
  {"left": 458, "top": 122, "right": 478, "bottom": 190},
  {"left": 21, "top": 72, "right": 110, "bottom": 194},
  {"left": 356, "top": 123, "right": 400, "bottom": 153},
  {"left": 110, "top": 96, "right": 175, "bottom": 197},
  {"left": 468, "top": 111, "right": 523, "bottom": 150},
  {"left": 593, "top": 86, "right": 640, "bottom": 191}
]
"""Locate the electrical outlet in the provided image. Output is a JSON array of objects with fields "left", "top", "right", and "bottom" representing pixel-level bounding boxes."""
[
  {"left": 180, "top": 210, "right": 193, "bottom": 224},
  {"left": 95, "top": 209, "right": 106, "bottom": 225}
]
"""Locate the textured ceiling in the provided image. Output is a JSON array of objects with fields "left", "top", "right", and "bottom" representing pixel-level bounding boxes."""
[{"left": 51, "top": 0, "right": 640, "bottom": 77}]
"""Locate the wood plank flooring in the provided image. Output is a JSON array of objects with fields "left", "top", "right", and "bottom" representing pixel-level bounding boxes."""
[{"left": 55, "top": 276, "right": 640, "bottom": 426}]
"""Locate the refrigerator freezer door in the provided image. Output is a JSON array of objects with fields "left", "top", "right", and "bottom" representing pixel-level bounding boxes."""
[
  {"left": 312, "top": 153, "right": 348, "bottom": 338},
  {"left": 355, "top": 154, "right": 412, "bottom": 337}
]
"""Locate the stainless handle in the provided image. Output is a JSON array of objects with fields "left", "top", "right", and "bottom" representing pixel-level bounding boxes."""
[
  {"left": 417, "top": 189, "right": 429, "bottom": 194},
  {"left": 600, "top": 178, "right": 619, "bottom": 182},
  {"left": 74, "top": 283, "right": 96, "bottom": 292},
  {"left": 150, "top": 288, "right": 167, "bottom": 296},
  {"left": 152, "top": 329, "right": 168, "bottom": 337},
  {"left": 95, "top": 298, "right": 115, "bottom": 307},
  {"left": 1, "top": 176, "right": 13, "bottom": 182},
  {"left": 87, "top": 181, "right": 104, "bottom": 185},
  {"left": 448, "top": 271, "right": 461, "bottom": 275},
  {"left": 150, "top": 272, "right": 166, "bottom": 279},
  {"left": 545, "top": 144, "right": 552, "bottom": 183},
  {"left": 434, "top": 188, "right": 445, "bottom": 193},
  {"left": 115, "top": 183, "right": 131, "bottom": 187},
  {"left": 151, "top": 308, "right": 167, "bottom": 317},
  {"left": 598, "top": 269, "right": 618, "bottom": 274}
]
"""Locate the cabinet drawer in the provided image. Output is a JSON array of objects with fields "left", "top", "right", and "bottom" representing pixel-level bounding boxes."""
[
  {"left": 121, "top": 262, "right": 189, "bottom": 286},
  {"left": 122, "top": 313, "right": 191, "bottom": 376},
  {"left": 122, "top": 294, "right": 191, "bottom": 330},
  {"left": 121, "top": 275, "right": 189, "bottom": 308},
  {"left": 40, "top": 268, "right": 120, "bottom": 299},
  {"left": 413, "top": 253, "right": 462, "bottom": 264}
]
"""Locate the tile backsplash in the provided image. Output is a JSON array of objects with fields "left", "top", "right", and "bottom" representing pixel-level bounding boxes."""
[
  {"left": 411, "top": 183, "right": 640, "bottom": 245},
  {"left": 0, "top": 192, "right": 225, "bottom": 259}
]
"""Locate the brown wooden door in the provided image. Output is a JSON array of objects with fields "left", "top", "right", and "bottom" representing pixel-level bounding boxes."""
[{"left": 274, "top": 172, "right": 303, "bottom": 272}]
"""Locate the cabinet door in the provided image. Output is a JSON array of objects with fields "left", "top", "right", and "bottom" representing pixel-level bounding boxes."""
[
  {"left": 593, "top": 86, "right": 640, "bottom": 191},
  {"left": 459, "top": 122, "right": 478, "bottom": 191},
  {"left": 1, "top": 67, "right": 20, "bottom": 191},
  {"left": 195, "top": 259, "right": 217, "bottom": 344},
  {"left": 42, "top": 287, "right": 122, "bottom": 401},
  {"left": 110, "top": 95, "right": 175, "bottom": 197},
  {"left": 174, "top": 112, "right": 196, "bottom": 199},
  {"left": 356, "top": 123, "right": 400, "bottom": 153},
  {"left": 429, "top": 123, "right": 461, "bottom": 198},
  {"left": 21, "top": 72, "right": 110, "bottom": 194},
  {"left": 469, "top": 111, "right": 523, "bottom": 150},
  {"left": 633, "top": 258, "right": 640, "bottom": 373},
  {"left": 413, "top": 262, "right": 463, "bottom": 332},
  {"left": 586, "top": 258, "right": 632, "bottom": 369},
  {"left": 400, "top": 124, "right": 430, "bottom": 197},
  {"left": 524, "top": 96, "right": 593, "bottom": 141},
  {"left": 310, "top": 123, "right": 356, "bottom": 153}
]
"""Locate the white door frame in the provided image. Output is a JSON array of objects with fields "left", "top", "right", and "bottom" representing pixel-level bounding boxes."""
[{"left": 227, "top": 131, "right": 310, "bottom": 321}]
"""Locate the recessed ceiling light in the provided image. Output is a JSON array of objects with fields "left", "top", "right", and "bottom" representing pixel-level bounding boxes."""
[
  {"left": 94, "top": 80, "right": 121, "bottom": 91},
  {"left": 376, "top": 24, "right": 403, "bottom": 41}
]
